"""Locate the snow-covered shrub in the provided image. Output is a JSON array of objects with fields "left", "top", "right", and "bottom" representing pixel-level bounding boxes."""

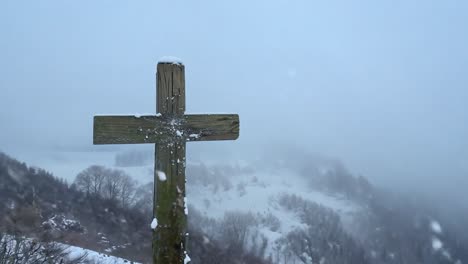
[
  {"left": 42, "top": 214, "right": 85, "bottom": 233},
  {"left": 219, "top": 211, "right": 258, "bottom": 249},
  {"left": 0, "top": 233, "right": 87, "bottom": 264}
]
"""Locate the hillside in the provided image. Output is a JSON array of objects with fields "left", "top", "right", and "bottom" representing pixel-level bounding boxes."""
[{"left": 1, "top": 151, "right": 467, "bottom": 263}]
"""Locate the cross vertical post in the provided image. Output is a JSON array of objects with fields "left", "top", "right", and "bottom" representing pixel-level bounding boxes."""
[{"left": 153, "top": 63, "right": 187, "bottom": 263}]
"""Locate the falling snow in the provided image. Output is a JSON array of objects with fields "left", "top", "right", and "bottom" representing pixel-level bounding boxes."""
[
  {"left": 156, "top": 170, "right": 167, "bottom": 181},
  {"left": 151, "top": 218, "right": 158, "bottom": 229},
  {"left": 431, "top": 220, "right": 442, "bottom": 234},
  {"left": 432, "top": 237, "right": 443, "bottom": 251}
]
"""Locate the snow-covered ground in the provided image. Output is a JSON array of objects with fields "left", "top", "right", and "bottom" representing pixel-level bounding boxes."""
[
  {"left": 185, "top": 161, "right": 360, "bottom": 259},
  {"left": 0, "top": 234, "right": 139, "bottom": 264},
  {"left": 187, "top": 163, "right": 357, "bottom": 219},
  {"left": 66, "top": 244, "right": 141, "bottom": 264}
]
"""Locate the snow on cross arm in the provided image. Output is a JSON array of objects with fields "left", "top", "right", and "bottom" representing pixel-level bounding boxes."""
[{"left": 189, "top": 134, "right": 200, "bottom": 139}]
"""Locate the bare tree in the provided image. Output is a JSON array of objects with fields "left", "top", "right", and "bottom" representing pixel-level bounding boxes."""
[
  {"left": 134, "top": 182, "right": 153, "bottom": 215},
  {"left": 74, "top": 166, "right": 137, "bottom": 208},
  {"left": 220, "top": 211, "right": 257, "bottom": 249},
  {"left": 74, "top": 165, "right": 107, "bottom": 196},
  {"left": 102, "top": 169, "right": 123, "bottom": 201},
  {"left": 118, "top": 173, "right": 136, "bottom": 208}
]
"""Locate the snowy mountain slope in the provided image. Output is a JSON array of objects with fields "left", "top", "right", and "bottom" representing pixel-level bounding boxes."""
[
  {"left": 184, "top": 161, "right": 363, "bottom": 262},
  {"left": 183, "top": 159, "right": 467, "bottom": 264},
  {"left": 3, "top": 150, "right": 467, "bottom": 263},
  {"left": 188, "top": 165, "right": 358, "bottom": 219}
]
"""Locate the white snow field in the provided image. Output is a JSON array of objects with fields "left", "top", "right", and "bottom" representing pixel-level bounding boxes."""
[
  {"left": 185, "top": 160, "right": 360, "bottom": 259},
  {"left": 66, "top": 244, "right": 141, "bottom": 264}
]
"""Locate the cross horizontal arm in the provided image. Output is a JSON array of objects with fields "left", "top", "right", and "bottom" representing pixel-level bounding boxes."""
[{"left": 93, "top": 114, "right": 239, "bottom": 145}]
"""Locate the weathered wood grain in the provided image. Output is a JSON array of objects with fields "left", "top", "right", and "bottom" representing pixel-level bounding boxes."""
[
  {"left": 154, "top": 63, "right": 187, "bottom": 264},
  {"left": 157, "top": 63, "right": 185, "bottom": 115},
  {"left": 184, "top": 114, "right": 240, "bottom": 141},
  {"left": 93, "top": 114, "right": 239, "bottom": 144},
  {"left": 153, "top": 142, "right": 186, "bottom": 264}
]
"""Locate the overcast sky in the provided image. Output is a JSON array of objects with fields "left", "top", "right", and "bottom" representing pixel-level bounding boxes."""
[{"left": 1, "top": 0, "right": 467, "bottom": 199}]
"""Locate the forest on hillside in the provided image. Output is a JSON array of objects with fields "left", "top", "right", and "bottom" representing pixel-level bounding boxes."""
[{"left": 1, "top": 152, "right": 467, "bottom": 263}]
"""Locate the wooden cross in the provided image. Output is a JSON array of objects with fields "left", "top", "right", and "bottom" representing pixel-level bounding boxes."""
[{"left": 93, "top": 61, "right": 240, "bottom": 263}]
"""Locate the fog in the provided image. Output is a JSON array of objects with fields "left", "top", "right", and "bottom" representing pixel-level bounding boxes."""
[{"left": 1, "top": 1, "right": 467, "bottom": 202}]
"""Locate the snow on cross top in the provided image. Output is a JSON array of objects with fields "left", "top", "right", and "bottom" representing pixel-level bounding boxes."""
[{"left": 158, "top": 56, "right": 183, "bottom": 65}]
